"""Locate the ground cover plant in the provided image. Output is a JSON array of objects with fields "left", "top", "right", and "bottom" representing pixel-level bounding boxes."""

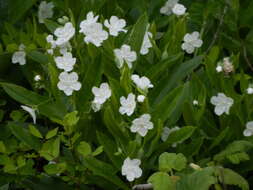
[{"left": 0, "top": 0, "right": 253, "bottom": 189}]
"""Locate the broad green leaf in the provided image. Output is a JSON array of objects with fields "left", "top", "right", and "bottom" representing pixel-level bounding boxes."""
[
  {"left": 83, "top": 156, "right": 129, "bottom": 190},
  {"left": 28, "top": 125, "right": 43, "bottom": 139},
  {"left": 77, "top": 141, "right": 92, "bottom": 157},
  {"left": 176, "top": 167, "right": 217, "bottom": 190},
  {"left": 44, "top": 163, "right": 66, "bottom": 175},
  {"left": 27, "top": 51, "right": 49, "bottom": 65},
  {"left": 159, "top": 152, "right": 187, "bottom": 172},
  {"left": 40, "top": 137, "right": 60, "bottom": 161},
  {"left": 63, "top": 111, "right": 79, "bottom": 134},
  {"left": 148, "top": 172, "right": 174, "bottom": 190},
  {"left": 0, "top": 141, "right": 6, "bottom": 153},
  {"left": 92, "top": 146, "right": 103, "bottom": 156},
  {"left": 7, "top": 122, "right": 41, "bottom": 151},
  {"left": 44, "top": 19, "right": 60, "bottom": 33},
  {"left": 216, "top": 168, "right": 249, "bottom": 190},
  {"left": 46, "top": 128, "right": 58, "bottom": 139},
  {"left": 209, "top": 127, "right": 230, "bottom": 150}
]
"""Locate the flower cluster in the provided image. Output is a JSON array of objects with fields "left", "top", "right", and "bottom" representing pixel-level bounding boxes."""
[
  {"left": 216, "top": 57, "right": 234, "bottom": 74},
  {"left": 160, "top": 0, "right": 186, "bottom": 16}
]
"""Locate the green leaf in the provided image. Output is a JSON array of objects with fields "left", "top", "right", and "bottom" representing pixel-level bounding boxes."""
[
  {"left": 77, "top": 141, "right": 92, "bottom": 157},
  {"left": 83, "top": 156, "right": 129, "bottom": 190},
  {"left": 159, "top": 152, "right": 187, "bottom": 172},
  {"left": 166, "top": 126, "right": 196, "bottom": 144},
  {"left": 125, "top": 13, "right": 148, "bottom": 54},
  {"left": 63, "top": 111, "right": 79, "bottom": 135},
  {"left": 92, "top": 146, "right": 103, "bottom": 156},
  {"left": 148, "top": 172, "right": 174, "bottom": 190},
  {"left": 0, "top": 141, "right": 6, "bottom": 153},
  {"left": 45, "top": 128, "right": 58, "bottom": 139},
  {"left": 151, "top": 56, "right": 203, "bottom": 105},
  {"left": 27, "top": 51, "right": 49, "bottom": 65},
  {"left": 176, "top": 167, "right": 217, "bottom": 190},
  {"left": 44, "top": 163, "right": 66, "bottom": 175},
  {"left": 9, "top": 0, "right": 37, "bottom": 23},
  {"left": 217, "top": 168, "right": 249, "bottom": 190},
  {"left": 7, "top": 122, "right": 41, "bottom": 151},
  {"left": 44, "top": 19, "right": 60, "bottom": 33},
  {"left": 209, "top": 127, "right": 230, "bottom": 150},
  {"left": 40, "top": 137, "right": 60, "bottom": 161},
  {"left": 28, "top": 125, "right": 43, "bottom": 139}
]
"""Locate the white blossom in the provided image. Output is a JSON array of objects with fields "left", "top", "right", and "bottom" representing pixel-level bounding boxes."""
[
  {"left": 91, "top": 101, "right": 102, "bottom": 112},
  {"left": 243, "top": 121, "right": 253, "bottom": 137},
  {"left": 104, "top": 16, "right": 127, "bottom": 36},
  {"left": 114, "top": 44, "right": 137, "bottom": 69},
  {"left": 160, "top": 0, "right": 178, "bottom": 16},
  {"left": 216, "top": 65, "right": 223, "bottom": 73},
  {"left": 38, "top": 1, "right": 54, "bottom": 23},
  {"left": 172, "top": 3, "right": 186, "bottom": 16},
  {"left": 181, "top": 32, "right": 203, "bottom": 54},
  {"left": 46, "top": 34, "right": 56, "bottom": 49},
  {"left": 223, "top": 57, "right": 234, "bottom": 74},
  {"left": 140, "top": 30, "right": 153, "bottom": 55},
  {"left": 119, "top": 93, "right": 136, "bottom": 116},
  {"left": 59, "top": 42, "right": 72, "bottom": 55},
  {"left": 57, "top": 72, "right": 81, "bottom": 96},
  {"left": 12, "top": 44, "right": 26, "bottom": 65},
  {"left": 137, "top": 95, "right": 145, "bottom": 103},
  {"left": 21, "top": 105, "right": 36, "bottom": 124},
  {"left": 121, "top": 157, "right": 142, "bottom": 182},
  {"left": 161, "top": 126, "right": 180, "bottom": 142},
  {"left": 79, "top": 12, "right": 108, "bottom": 47},
  {"left": 54, "top": 52, "right": 76, "bottom": 72},
  {"left": 130, "top": 114, "right": 154, "bottom": 137},
  {"left": 34, "top": 75, "right": 41, "bottom": 81},
  {"left": 54, "top": 22, "right": 75, "bottom": 46},
  {"left": 92, "top": 83, "right": 112, "bottom": 105},
  {"left": 210, "top": 93, "right": 234, "bottom": 116},
  {"left": 247, "top": 87, "right": 253, "bottom": 95},
  {"left": 193, "top": 100, "right": 199, "bottom": 106},
  {"left": 131, "top": 74, "right": 153, "bottom": 91}
]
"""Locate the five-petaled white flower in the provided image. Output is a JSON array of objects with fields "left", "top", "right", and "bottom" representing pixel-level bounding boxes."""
[
  {"left": 54, "top": 52, "right": 76, "bottom": 72},
  {"left": 114, "top": 44, "right": 137, "bottom": 69},
  {"left": 79, "top": 12, "right": 108, "bottom": 47},
  {"left": 54, "top": 22, "right": 75, "bottom": 46},
  {"left": 181, "top": 31, "right": 203, "bottom": 54},
  {"left": 210, "top": 93, "right": 234, "bottom": 116},
  {"left": 130, "top": 114, "right": 154, "bottom": 137},
  {"left": 57, "top": 72, "right": 81, "bottom": 96},
  {"left": 21, "top": 105, "right": 36, "bottom": 124},
  {"left": 12, "top": 44, "right": 26, "bottom": 65},
  {"left": 243, "top": 121, "right": 253, "bottom": 137},
  {"left": 119, "top": 93, "right": 136, "bottom": 116},
  {"left": 38, "top": 1, "right": 54, "bottom": 23},
  {"left": 160, "top": 0, "right": 179, "bottom": 16},
  {"left": 131, "top": 74, "right": 153, "bottom": 91},
  {"left": 104, "top": 16, "right": 127, "bottom": 36},
  {"left": 121, "top": 157, "right": 142, "bottom": 182},
  {"left": 140, "top": 29, "right": 153, "bottom": 55},
  {"left": 92, "top": 83, "right": 112, "bottom": 105},
  {"left": 172, "top": 3, "right": 186, "bottom": 16}
]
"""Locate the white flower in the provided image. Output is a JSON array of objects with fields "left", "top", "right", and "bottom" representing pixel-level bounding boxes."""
[
  {"left": 91, "top": 101, "right": 102, "bottom": 112},
  {"left": 223, "top": 57, "right": 234, "bottom": 74},
  {"left": 130, "top": 114, "right": 154, "bottom": 137},
  {"left": 46, "top": 34, "right": 56, "bottom": 49},
  {"left": 247, "top": 87, "right": 253, "bottom": 95},
  {"left": 38, "top": 1, "right": 54, "bottom": 23},
  {"left": 54, "top": 22, "right": 75, "bottom": 46},
  {"left": 119, "top": 93, "right": 136, "bottom": 116},
  {"left": 160, "top": 0, "right": 178, "bottom": 16},
  {"left": 59, "top": 42, "right": 72, "bottom": 55},
  {"left": 161, "top": 126, "right": 180, "bottom": 142},
  {"left": 114, "top": 44, "right": 137, "bottom": 69},
  {"left": 104, "top": 16, "right": 127, "bottom": 36},
  {"left": 57, "top": 72, "right": 81, "bottom": 96},
  {"left": 121, "top": 157, "right": 142, "bottom": 182},
  {"left": 47, "top": 49, "right": 54, "bottom": 55},
  {"left": 216, "top": 65, "right": 223, "bottom": 73},
  {"left": 193, "top": 100, "right": 199, "bottom": 106},
  {"left": 79, "top": 12, "right": 108, "bottom": 47},
  {"left": 172, "top": 3, "right": 186, "bottom": 16},
  {"left": 140, "top": 30, "right": 153, "bottom": 55},
  {"left": 181, "top": 32, "right": 203, "bottom": 54},
  {"left": 243, "top": 121, "right": 253, "bottom": 137},
  {"left": 12, "top": 44, "right": 26, "bottom": 65},
  {"left": 54, "top": 52, "right": 76, "bottom": 72},
  {"left": 137, "top": 95, "right": 145, "bottom": 103},
  {"left": 131, "top": 74, "right": 153, "bottom": 91},
  {"left": 34, "top": 75, "right": 41, "bottom": 81},
  {"left": 92, "top": 83, "right": 112, "bottom": 105},
  {"left": 21, "top": 105, "right": 36, "bottom": 124},
  {"left": 210, "top": 93, "right": 234, "bottom": 116}
]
